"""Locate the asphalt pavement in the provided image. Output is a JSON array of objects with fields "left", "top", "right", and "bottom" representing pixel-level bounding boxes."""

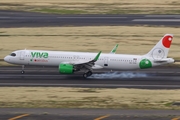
[
  {"left": 0, "top": 10, "right": 180, "bottom": 27},
  {"left": 0, "top": 108, "right": 180, "bottom": 120},
  {"left": 0, "top": 66, "right": 180, "bottom": 89}
]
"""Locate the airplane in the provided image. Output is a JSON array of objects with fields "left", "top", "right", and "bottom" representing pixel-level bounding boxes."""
[{"left": 4, "top": 34, "right": 175, "bottom": 78}]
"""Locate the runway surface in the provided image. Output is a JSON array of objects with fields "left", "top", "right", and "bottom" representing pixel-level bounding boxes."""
[
  {"left": 0, "top": 108, "right": 180, "bottom": 120},
  {"left": 1, "top": 10, "right": 180, "bottom": 27},
  {"left": 0, "top": 66, "right": 180, "bottom": 89}
]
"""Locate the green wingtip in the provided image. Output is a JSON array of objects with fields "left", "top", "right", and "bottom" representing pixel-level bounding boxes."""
[
  {"left": 94, "top": 51, "right": 102, "bottom": 61},
  {"left": 111, "top": 44, "right": 119, "bottom": 53}
]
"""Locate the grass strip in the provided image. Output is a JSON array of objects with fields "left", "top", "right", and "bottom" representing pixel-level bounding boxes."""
[
  {"left": 0, "top": 0, "right": 180, "bottom": 14},
  {"left": 0, "top": 87, "right": 180, "bottom": 109}
]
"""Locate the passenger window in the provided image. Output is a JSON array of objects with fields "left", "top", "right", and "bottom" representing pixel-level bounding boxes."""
[{"left": 10, "top": 53, "right": 16, "bottom": 57}]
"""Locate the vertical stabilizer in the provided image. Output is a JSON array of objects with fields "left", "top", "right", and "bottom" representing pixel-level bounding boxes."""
[{"left": 145, "top": 34, "right": 173, "bottom": 60}]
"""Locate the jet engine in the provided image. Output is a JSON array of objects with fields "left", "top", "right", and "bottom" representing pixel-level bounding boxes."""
[{"left": 59, "top": 63, "right": 74, "bottom": 74}]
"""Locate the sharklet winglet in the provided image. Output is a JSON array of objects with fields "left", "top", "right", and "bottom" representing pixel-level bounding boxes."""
[
  {"left": 111, "top": 44, "right": 118, "bottom": 53},
  {"left": 110, "top": 44, "right": 119, "bottom": 54},
  {"left": 93, "top": 51, "right": 101, "bottom": 62}
]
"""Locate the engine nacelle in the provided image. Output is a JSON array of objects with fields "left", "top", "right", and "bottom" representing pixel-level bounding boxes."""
[{"left": 59, "top": 64, "right": 74, "bottom": 74}]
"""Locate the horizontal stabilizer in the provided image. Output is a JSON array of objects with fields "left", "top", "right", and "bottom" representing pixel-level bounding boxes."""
[{"left": 153, "top": 58, "right": 174, "bottom": 63}]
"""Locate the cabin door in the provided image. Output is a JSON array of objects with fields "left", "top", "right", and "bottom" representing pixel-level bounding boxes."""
[{"left": 20, "top": 51, "right": 25, "bottom": 60}]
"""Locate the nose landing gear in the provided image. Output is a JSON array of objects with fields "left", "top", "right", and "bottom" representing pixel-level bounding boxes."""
[{"left": 21, "top": 65, "right": 25, "bottom": 74}]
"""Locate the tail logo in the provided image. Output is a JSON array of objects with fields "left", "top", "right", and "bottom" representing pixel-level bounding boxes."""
[
  {"left": 152, "top": 48, "right": 165, "bottom": 60},
  {"left": 162, "top": 35, "right": 173, "bottom": 48}
]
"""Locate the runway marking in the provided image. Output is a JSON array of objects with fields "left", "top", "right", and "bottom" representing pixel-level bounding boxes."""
[
  {"left": 132, "top": 19, "right": 180, "bottom": 22},
  {"left": 145, "top": 15, "right": 180, "bottom": 17},
  {"left": 172, "top": 116, "right": 180, "bottom": 120},
  {"left": 94, "top": 115, "right": 110, "bottom": 120},
  {"left": 57, "top": 17, "right": 127, "bottom": 19},
  {"left": 8, "top": 114, "right": 30, "bottom": 120}
]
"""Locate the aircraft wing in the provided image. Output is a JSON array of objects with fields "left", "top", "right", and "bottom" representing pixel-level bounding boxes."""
[
  {"left": 110, "top": 44, "right": 118, "bottom": 54},
  {"left": 62, "top": 51, "right": 102, "bottom": 70}
]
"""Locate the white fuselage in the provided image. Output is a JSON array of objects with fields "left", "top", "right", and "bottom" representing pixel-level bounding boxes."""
[{"left": 4, "top": 50, "right": 174, "bottom": 70}]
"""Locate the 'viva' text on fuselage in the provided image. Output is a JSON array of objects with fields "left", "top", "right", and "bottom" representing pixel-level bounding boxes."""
[{"left": 31, "top": 52, "right": 48, "bottom": 58}]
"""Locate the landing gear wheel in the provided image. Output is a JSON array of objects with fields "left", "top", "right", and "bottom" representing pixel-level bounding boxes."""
[
  {"left": 83, "top": 71, "right": 93, "bottom": 78},
  {"left": 21, "top": 70, "right": 25, "bottom": 74},
  {"left": 83, "top": 73, "right": 88, "bottom": 78},
  {"left": 21, "top": 65, "right": 25, "bottom": 74},
  {"left": 87, "top": 71, "right": 92, "bottom": 76}
]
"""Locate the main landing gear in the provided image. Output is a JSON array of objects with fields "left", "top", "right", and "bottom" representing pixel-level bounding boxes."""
[
  {"left": 21, "top": 65, "right": 25, "bottom": 74},
  {"left": 83, "top": 71, "right": 93, "bottom": 78}
]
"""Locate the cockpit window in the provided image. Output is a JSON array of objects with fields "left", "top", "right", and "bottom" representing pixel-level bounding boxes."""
[{"left": 10, "top": 53, "right": 16, "bottom": 57}]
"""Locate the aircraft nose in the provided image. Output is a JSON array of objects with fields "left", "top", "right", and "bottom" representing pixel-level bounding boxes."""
[{"left": 4, "top": 56, "right": 9, "bottom": 62}]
